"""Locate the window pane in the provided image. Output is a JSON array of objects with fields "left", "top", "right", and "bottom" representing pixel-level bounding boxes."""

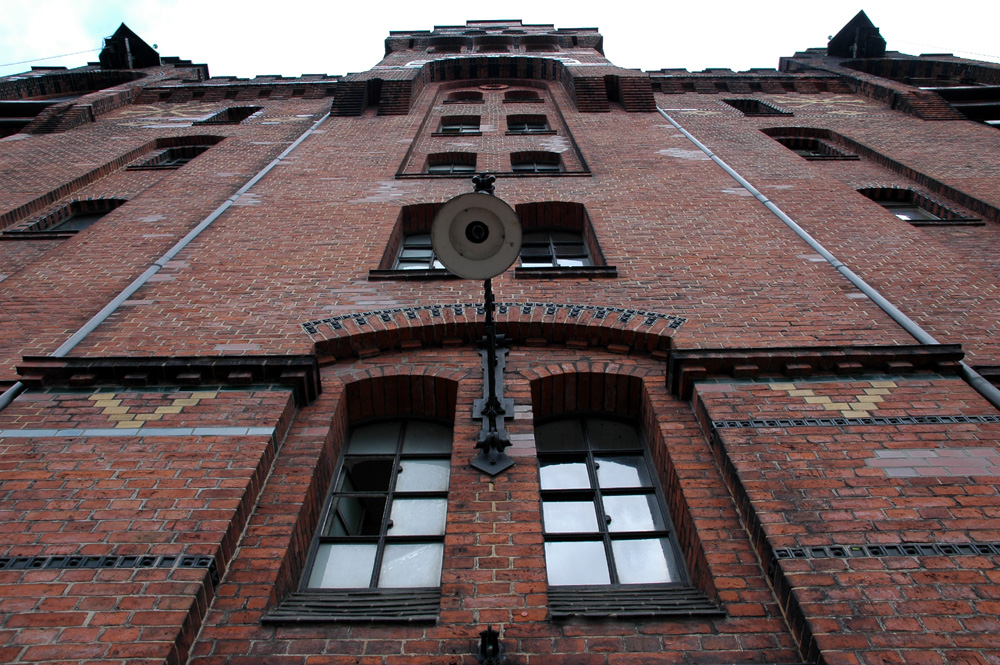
[
  {"left": 587, "top": 419, "right": 640, "bottom": 450},
  {"left": 404, "top": 233, "right": 432, "bottom": 248},
  {"left": 545, "top": 541, "right": 610, "bottom": 585},
  {"left": 342, "top": 458, "right": 394, "bottom": 492},
  {"left": 308, "top": 543, "right": 376, "bottom": 588},
  {"left": 379, "top": 543, "right": 444, "bottom": 587},
  {"left": 612, "top": 538, "right": 676, "bottom": 584},
  {"left": 535, "top": 420, "right": 585, "bottom": 451},
  {"left": 329, "top": 495, "right": 385, "bottom": 535},
  {"left": 603, "top": 494, "right": 664, "bottom": 532},
  {"left": 348, "top": 422, "right": 400, "bottom": 454},
  {"left": 402, "top": 421, "right": 452, "bottom": 453},
  {"left": 396, "top": 459, "right": 450, "bottom": 492},
  {"left": 596, "top": 456, "right": 651, "bottom": 488},
  {"left": 400, "top": 248, "right": 433, "bottom": 260},
  {"left": 542, "top": 500, "right": 599, "bottom": 533},
  {"left": 388, "top": 498, "right": 448, "bottom": 535},
  {"left": 539, "top": 460, "right": 590, "bottom": 489}
]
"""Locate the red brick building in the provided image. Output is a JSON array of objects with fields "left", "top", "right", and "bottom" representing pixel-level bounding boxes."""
[{"left": 1, "top": 13, "right": 1000, "bottom": 665}]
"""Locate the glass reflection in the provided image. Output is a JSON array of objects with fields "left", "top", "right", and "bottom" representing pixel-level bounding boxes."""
[
  {"left": 596, "top": 456, "right": 651, "bottom": 488},
  {"left": 388, "top": 498, "right": 448, "bottom": 535},
  {"left": 308, "top": 543, "right": 376, "bottom": 588},
  {"left": 545, "top": 541, "right": 610, "bottom": 585},
  {"left": 612, "top": 538, "right": 675, "bottom": 583},
  {"left": 539, "top": 460, "right": 590, "bottom": 489},
  {"left": 603, "top": 494, "right": 663, "bottom": 532},
  {"left": 542, "top": 501, "right": 599, "bottom": 533},
  {"left": 379, "top": 543, "right": 444, "bottom": 587},
  {"left": 396, "top": 459, "right": 450, "bottom": 492}
]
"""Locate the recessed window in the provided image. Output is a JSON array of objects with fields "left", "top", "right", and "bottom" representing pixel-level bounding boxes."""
[
  {"left": 437, "top": 115, "right": 480, "bottom": 135},
  {"left": 426, "top": 152, "right": 477, "bottom": 175},
  {"left": 878, "top": 201, "right": 940, "bottom": 222},
  {"left": 504, "top": 90, "right": 543, "bottom": 103},
  {"left": 394, "top": 233, "right": 444, "bottom": 270},
  {"left": 195, "top": 106, "right": 262, "bottom": 125},
  {"left": 507, "top": 114, "right": 550, "bottom": 134},
  {"left": 5, "top": 199, "right": 127, "bottom": 236},
  {"left": 722, "top": 98, "right": 792, "bottom": 116},
  {"left": 520, "top": 230, "right": 591, "bottom": 268},
  {"left": 511, "top": 151, "right": 561, "bottom": 173},
  {"left": 858, "top": 187, "right": 980, "bottom": 226},
  {"left": 128, "top": 145, "right": 211, "bottom": 170},
  {"left": 537, "top": 416, "right": 684, "bottom": 587},
  {"left": 305, "top": 420, "right": 452, "bottom": 590},
  {"left": 773, "top": 136, "right": 858, "bottom": 161},
  {"left": 444, "top": 90, "right": 483, "bottom": 104}
]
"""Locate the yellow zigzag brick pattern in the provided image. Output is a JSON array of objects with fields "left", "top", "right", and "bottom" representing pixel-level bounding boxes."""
[
  {"left": 767, "top": 381, "right": 896, "bottom": 418},
  {"left": 88, "top": 392, "right": 218, "bottom": 428}
]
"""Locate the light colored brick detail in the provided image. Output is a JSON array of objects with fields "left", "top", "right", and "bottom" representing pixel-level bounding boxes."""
[
  {"left": 190, "top": 392, "right": 218, "bottom": 399},
  {"left": 170, "top": 398, "right": 200, "bottom": 406},
  {"left": 768, "top": 383, "right": 797, "bottom": 391},
  {"left": 101, "top": 406, "right": 131, "bottom": 415},
  {"left": 868, "top": 448, "right": 1000, "bottom": 477},
  {"left": 864, "top": 388, "right": 891, "bottom": 395},
  {"left": 804, "top": 396, "right": 832, "bottom": 404},
  {"left": 88, "top": 393, "right": 117, "bottom": 400},
  {"left": 155, "top": 406, "right": 184, "bottom": 414},
  {"left": 856, "top": 394, "right": 884, "bottom": 403},
  {"left": 115, "top": 420, "right": 142, "bottom": 428},
  {"left": 788, "top": 389, "right": 815, "bottom": 397},
  {"left": 870, "top": 381, "right": 898, "bottom": 388},
  {"left": 93, "top": 399, "right": 122, "bottom": 407}
]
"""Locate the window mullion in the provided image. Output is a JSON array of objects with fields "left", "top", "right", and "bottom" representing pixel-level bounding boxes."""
[
  {"left": 584, "top": 421, "right": 619, "bottom": 585},
  {"left": 370, "top": 424, "right": 406, "bottom": 587}
]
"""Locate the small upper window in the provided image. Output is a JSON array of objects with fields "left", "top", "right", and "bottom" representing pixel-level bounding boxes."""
[
  {"left": 128, "top": 145, "right": 211, "bottom": 170},
  {"left": 504, "top": 90, "right": 543, "bottom": 103},
  {"left": 858, "top": 187, "right": 979, "bottom": 226},
  {"left": 537, "top": 416, "right": 684, "bottom": 586},
  {"left": 426, "top": 152, "right": 477, "bottom": 175},
  {"left": 507, "top": 114, "right": 551, "bottom": 134},
  {"left": 5, "top": 198, "right": 127, "bottom": 236},
  {"left": 394, "top": 233, "right": 444, "bottom": 270},
  {"left": 877, "top": 200, "right": 940, "bottom": 222},
  {"left": 773, "top": 136, "right": 858, "bottom": 161},
  {"left": 722, "top": 98, "right": 792, "bottom": 116},
  {"left": 437, "top": 115, "right": 481, "bottom": 135},
  {"left": 511, "top": 151, "right": 561, "bottom": 173},
  {"left": 195, "top": 106, "right": 262, "bottom": 125},
  {"left": 520, "top": 230, "right": 592, "bottom": 268},
  {"left": 444, "top": 91, "right": 484, "bottom": 104},
  {"left": 305, "top": 420, "right": 452, "bottom": 590}
]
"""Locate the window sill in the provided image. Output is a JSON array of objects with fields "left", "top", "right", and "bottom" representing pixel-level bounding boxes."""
[
  {"left": 906, "top": 218, "right": 984, "bottom": 226},
  {"left": 548, "top": 584, "right": 722, "bottom": 619},
  {"left": 431, "top": 131, "right": 483, "bottom": 137},
  {"left": 515, "top": 265, "right": 617, "bottom": 279},
  {"left": 800, "top": 154, "right": 860, "bottom": 161},
  {"left": 442, "top": 100, "right": 485, "bottom": 104},
  {"left": 505, "top": 130, "right": 557, "bottom": 136},
  {"left": 264, "top": 588, "right": 441, "bottom": 623},
  {"left": 2, "top": 230, "right": 78, "bottom": 240},
  {"left": 368, "top": 269, "right": 460, "bottom": 281}
]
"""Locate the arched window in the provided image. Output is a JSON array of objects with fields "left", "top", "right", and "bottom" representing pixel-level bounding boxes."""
[
  {"left": 305, "top": 419, "right": 452, "bottom": 589},
  {"left": 536, "top": 416, "right": 684, "bottom": 586}
]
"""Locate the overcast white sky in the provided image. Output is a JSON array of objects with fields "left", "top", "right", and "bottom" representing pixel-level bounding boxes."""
[{"left": 1, "top": 0, "right": 999, "bottom": 80}]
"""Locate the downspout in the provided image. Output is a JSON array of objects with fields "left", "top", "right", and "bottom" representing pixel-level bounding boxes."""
[
  {"left": 0, "top": 112, "right": 331, "bottom": 413},
  {"left": 657, "top": 108, "right": 1000, "bottom": 410}
]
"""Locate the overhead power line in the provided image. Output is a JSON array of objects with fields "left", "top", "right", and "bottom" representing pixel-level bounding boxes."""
[{"left": 0, "top": 47, "right": 100, "bottom": 69}]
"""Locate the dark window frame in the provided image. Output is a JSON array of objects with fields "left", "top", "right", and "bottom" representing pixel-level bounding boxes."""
[
  {"left": 302, "top": 419, "right": 452, "bottom": 592},
  {"left": 519, "top": 228, "right": 593, "bottom": 269},
  {"left": 434, "top": 115, "right": 481, "bottom": 136},
  {"left": 536, "top": 415, "right": 687, "bottom": 587}
]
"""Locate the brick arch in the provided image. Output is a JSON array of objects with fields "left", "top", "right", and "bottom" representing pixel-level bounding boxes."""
[
  {"left": 521, "top": 363, "right": 655, "bottom": 420},
  {"left": 305, "top": 303, "right": 684, "bottom": 361},
  {"left": 332, "top": 365, "right": 464, "bottom": 424}
]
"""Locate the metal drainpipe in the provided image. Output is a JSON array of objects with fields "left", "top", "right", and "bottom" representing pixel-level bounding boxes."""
[
  {"left": 657, "top": 108, "right": 1000, "bottom": 410},
  {"left": 0, "top": 112, "right": 331, "bottom": 413}
]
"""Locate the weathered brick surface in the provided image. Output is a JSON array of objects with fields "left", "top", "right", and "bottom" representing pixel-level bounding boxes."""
[{"left": 1, "top": 16, "right": 1000, "bottom": 665}]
